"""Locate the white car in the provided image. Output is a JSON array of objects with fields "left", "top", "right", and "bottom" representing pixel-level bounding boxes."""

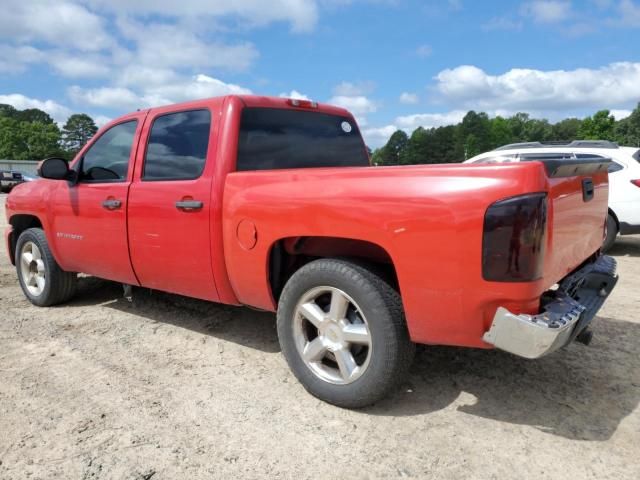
[{"left": 466, "top": 140, "right": 640, "bottom": 250}]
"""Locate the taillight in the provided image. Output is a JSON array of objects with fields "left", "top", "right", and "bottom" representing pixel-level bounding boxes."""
[
  {"left": 482, "top": 193, "right": 548, "bottom": 282},
  {"left": 631, "top": 179, "right": 640, "bottom": 188},
  {"left": 286, "top": 98, "right": 318, "bottom": 109}
]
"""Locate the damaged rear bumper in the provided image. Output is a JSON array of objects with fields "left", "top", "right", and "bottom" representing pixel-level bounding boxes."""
[{"left": 483, "top": 255, "right": 618, "bottom": 359}]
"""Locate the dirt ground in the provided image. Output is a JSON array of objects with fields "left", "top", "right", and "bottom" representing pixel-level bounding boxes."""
[{"left": 0, "top": 193, "right": 639, "bottom": 480}]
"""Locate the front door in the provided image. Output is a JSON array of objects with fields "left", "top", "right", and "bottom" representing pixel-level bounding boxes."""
[
  {"left": 51, "top": 116, "right": 144, "bottom": 285},
  {"left": 127, "top": 106, "right": 219, "bottom": 301}
]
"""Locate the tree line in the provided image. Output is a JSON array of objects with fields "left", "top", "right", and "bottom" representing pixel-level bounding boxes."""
[
  {"left": 0, "top": 104, "right": 98, "bottom": 160},
  {"left": 372, "top": 103, "right": 640, "bottom": 165}
]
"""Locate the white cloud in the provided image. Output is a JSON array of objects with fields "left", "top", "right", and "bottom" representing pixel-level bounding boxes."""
[
  {"left": 0, "top": 0, "right": 112, "bottom": 52},
  {"left": 361, "top": 125, "right": 398, "bottom": 148},
  {"left": 482, "top": 17, "right": 523, "bottom": 31},
  {"left": 0, "top": 94, "right": 72, "bottom": 123},
  {"left": 68, "top": 86, "right": 142, "bottom": 110},
  {"left": 399, "top": 92, "right": 419, "bottom": 104},
  {"left": 69, "top": 74, "right": 252, "bottom": 110},
  {"left": 520, "top": 1, "right": 572, "bottom": 23},
  {"left": 610, "top": 109, "right": 632, "bottom": 120},
  {"left": 332, "top": 81, "right": 375, "bottom": 96},
  {"left": 84, "top": 0, "right": 320, "bottom": 33},
  {"left": 0, "top": 45, "right": 45, "bottom": 73},
  {"left": 48, "top": 52, "right": 112, "bottom": 78},
  {"left": 94, "top": 115, "right": 113, "bottom": 127},
  {"left": 328, "top": 95, "right": 377, "bottom": 126},
  {"left": 434, "top": 62, "right": 640, "bottom": 112},
  {"left": 617, "top": 0, "right": 640, "bottom": 24},
  {"left": 279, "top": 90, "right": 311, "bottom": 100},
  {"left": 116, "top": 18, "right": 259, "bottom": 72},
  {"left": 362, "top": 110, "right": 467, "bottom": 148},
  {"left": 416, "top": 44, "right": 433, "bottom": 58},
  {"left": 328, "top": 81, "right": 378, "bottom": 126},
  {"left": 395, "top": 110, "right": 467, "bottom": 131}
]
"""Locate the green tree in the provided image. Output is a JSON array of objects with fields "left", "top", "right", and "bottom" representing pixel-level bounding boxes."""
[
  {"left": 489, "top": 116, "right": 513, "bottom": 149},
  {"left": 614, "top": 103, "right": 640, "bottom": 147},
  {"left": 16, "top": 108, "right": 54, "bottom": 124},
  {"left": 375, "top": 130, "right": 408, "bottom": 165},
  {"left": 522, "top": 118, "right": 553, "bottom": 142},
  {"left": 506, "top": 113, "right": 530, "bottom": 141},
  {"left": 552, "top": 118, "right": 582, "bottom": 141},
  {"left": 578, "top": 110, "right": 615, "bottom": 140},
  {"left": 62, "top": 113, "right": 98, "bottom": 155},
  {"left": 0, "top": 104, "right": 18, "bottom": 119},
  {"left": 401, "top": 127, "right": 430, "bottom": 164},
  {"left": 0, "top": 117, "right": 62, "bottom": 160},
  {"left": 0, "top": 117, "right": 22, "bottom": 158},
  {"left": 458, "top": 111, "right": 492, "bottom": 159},
  {"left": 430, "top": 125, "right": 462, "bottom": 163}
]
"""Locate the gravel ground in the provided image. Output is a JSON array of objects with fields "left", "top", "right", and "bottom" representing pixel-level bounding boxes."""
[{"left": 0, "top": 192, "right": 639, "bottom": 479}]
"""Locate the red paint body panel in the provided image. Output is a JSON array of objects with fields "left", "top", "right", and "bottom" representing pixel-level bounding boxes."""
[
  {"left": 127, "top": 100, "right": 222, "bottom": 301},
  {"left": 3, "top": 95, "right": 609, "bottom": 349}
]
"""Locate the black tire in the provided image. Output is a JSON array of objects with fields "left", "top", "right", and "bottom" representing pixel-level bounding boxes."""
[
  {"left": 602, "top": 213, "right": 618, "bottom": 252},
  {"left": 15, "top": 228, "right": 77, "bottom": 307},
  {"left": 277, "top": 258, "right": 415, "bottom": 408}
]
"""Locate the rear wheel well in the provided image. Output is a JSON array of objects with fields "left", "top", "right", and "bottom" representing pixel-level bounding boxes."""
[
  {"left": 268, "top": 236, "right": 399, "bottom": 303},
  {"left": 8, "top": 215, "right": 43, "bottom": 264}
]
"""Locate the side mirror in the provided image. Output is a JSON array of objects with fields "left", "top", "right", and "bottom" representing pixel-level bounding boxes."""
[{"left": 38, "top": 158, "right": 70, "bottom": 180}]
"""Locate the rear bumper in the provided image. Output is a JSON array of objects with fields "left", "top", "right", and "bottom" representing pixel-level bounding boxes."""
[{"left": 483, "top": 255, "right": 618, "bottom": 359}]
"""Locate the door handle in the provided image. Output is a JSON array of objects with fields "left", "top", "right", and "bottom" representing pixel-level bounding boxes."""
[
  {"left": 175, "top": 200, "right": 203, "bottom": 211},
  {"left": 102, "top": 199, "right": 122, "bottom": 210}
]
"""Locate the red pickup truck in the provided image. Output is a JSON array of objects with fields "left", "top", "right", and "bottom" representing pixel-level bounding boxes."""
[{"left": 5, "top": 95, "right": 618, "bottom": 407}]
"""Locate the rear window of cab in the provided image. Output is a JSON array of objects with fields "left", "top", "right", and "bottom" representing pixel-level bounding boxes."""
[{"left": 236, "top": 107, "right": 369, "bottom": 171}]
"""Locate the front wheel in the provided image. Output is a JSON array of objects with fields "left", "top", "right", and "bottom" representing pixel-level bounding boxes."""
[
  {"left": 277, "top": 258, "right": 415, "bottom": 408},
  {"left": 15, "top": 228, "right": 77, "bottom": 307}
]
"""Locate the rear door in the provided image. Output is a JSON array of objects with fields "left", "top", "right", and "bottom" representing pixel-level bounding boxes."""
[
  {"left": 51, "top": 116, "right": 144, "bottom": 284},
  {"left": 127, "top": 104, "right": 220, "bottom": 301}
]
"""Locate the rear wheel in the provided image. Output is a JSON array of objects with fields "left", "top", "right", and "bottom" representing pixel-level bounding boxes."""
[
  {"left": 16, "top": 228, "right": 77, "bottom": 306},
  {"left": 603, "top": 213, "right": 618, "bottom": 252},
  {"left": 277, "top": 258, "right": 415, "bottom": 408}
]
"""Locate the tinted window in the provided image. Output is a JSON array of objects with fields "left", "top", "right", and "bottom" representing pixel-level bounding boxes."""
[
  {"left": 632, "top": 149, "right": 640, "bottom": 163},
  {"left": 237, "top": 108, "right": 369, "bottom": 171},
  {"left": 81, "top": 121, "right": 137, "bottom": 182},
  {"left": 607, "top": 161, "right": 624, "bottom": 173},
  {"left": 575, "top": 153, "right": 621, "bottom": 173},
  {"left": 143, "top": 110, "right": 211, "bottom": 180}
]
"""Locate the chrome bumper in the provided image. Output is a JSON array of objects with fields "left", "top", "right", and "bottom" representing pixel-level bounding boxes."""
[{"left": 483, "top": 255, "right": 618, "bottom": 359}]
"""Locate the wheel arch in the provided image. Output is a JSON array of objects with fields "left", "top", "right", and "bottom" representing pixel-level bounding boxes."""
[
  {"left": 267, "top": 236, "right": 399, "bottom": 304},
  {"left": 8, "top": 214, "right": 44, "bottom": 265}
]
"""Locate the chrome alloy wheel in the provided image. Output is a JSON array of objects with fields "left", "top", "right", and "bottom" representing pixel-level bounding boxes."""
[
  {"left": 293, "top": 286, "right": 372, "bottom": 385},
  {"left": 20, "top": 241, "right": 46, "bottom": 296}
]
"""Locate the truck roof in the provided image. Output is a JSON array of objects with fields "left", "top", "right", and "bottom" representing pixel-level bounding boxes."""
[{"left": 132, "top": 95, "right": 353, "bottom": 120}]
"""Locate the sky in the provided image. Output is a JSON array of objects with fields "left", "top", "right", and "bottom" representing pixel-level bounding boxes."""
[{"left": 0, "top": 0, "right": 639, "bottom": 148}]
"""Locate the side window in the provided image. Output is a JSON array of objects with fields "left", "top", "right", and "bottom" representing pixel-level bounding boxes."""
[
  {"left": 575, "top": 153, "right": 623, "bottom": 173},
  {"left": 607, "top": 161, "right": 624, "bottom": 173},
  {"left": 143, "top": 109, "right": 211, "bottom": 181},
  {"left": 81, "top": 120, "right": 137, "bottom": 182}
]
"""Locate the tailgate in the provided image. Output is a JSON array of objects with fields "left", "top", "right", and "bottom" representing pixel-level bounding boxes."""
[{"left": 528, "top": 157, "right": 610, "bottom": 284}]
